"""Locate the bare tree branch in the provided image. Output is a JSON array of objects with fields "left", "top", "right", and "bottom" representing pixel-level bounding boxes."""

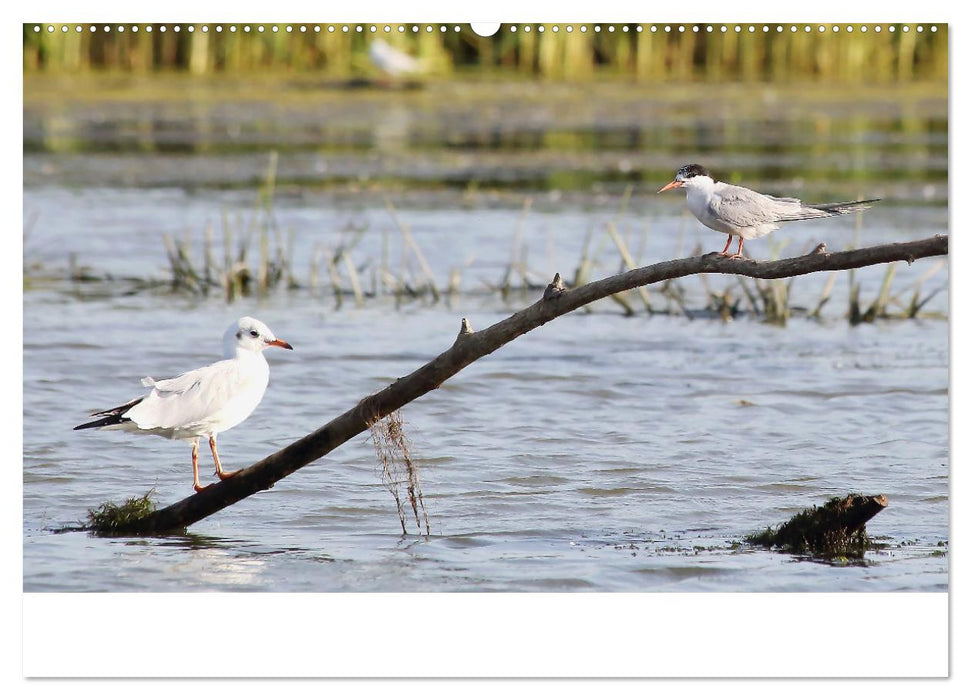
[{"left": 104, "top": 234, "right": 948, "bottom": 534}]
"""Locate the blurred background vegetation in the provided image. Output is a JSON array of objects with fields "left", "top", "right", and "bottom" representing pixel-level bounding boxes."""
[
  {"left": 22, "top": 23, "right": 948, "bottom": 323},
  {"left": 24, "top": 23, "right": 947, "bottom": 83}
]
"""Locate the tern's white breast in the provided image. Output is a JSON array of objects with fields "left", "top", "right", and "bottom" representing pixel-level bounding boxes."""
[{"left": 685, "top": 188, "right": 735, "bottom": 235}]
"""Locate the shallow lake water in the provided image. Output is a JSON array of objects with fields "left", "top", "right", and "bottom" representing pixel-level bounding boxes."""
[{"left": 22, "top": 78, "right": 948, "bottom": 592}]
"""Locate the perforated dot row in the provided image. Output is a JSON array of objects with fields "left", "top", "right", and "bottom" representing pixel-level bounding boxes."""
[{"left": 29, "top": 24, "right": 939, "bottom": 34}]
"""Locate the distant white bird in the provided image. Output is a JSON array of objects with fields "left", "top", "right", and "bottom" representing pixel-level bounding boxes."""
[
  {"left": 658, "top": 164, "right": 878, "bottom": 259},
  {"left": 368, "top": 38, "right": 422, "bottom": 77},
  {"left": 74, "top": 317, "right": 293, "bottom": 492}
]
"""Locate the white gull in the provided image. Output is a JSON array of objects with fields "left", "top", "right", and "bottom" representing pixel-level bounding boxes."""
[{"left": 74, "top": 316, "right": 293, "bottom": 492}]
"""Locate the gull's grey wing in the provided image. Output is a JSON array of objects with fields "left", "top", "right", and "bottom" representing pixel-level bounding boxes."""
[{"left": 125, "top": 359, "right": 241, "bottom": 430}]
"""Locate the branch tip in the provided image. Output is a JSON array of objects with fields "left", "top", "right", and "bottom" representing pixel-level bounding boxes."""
[
  {"left": 455, "top": 317, "right": 474, "bottom": 342},
  {"left": 543, "top": 272, "right": 566, "bottom": 300}
]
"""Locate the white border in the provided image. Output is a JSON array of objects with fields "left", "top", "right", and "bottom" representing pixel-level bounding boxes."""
[
  {"left": 14, "top": 0, "right": 958, "bottom": 688},
  {"left": 24, "top": 593, "right": 948, "bottom": 677},
  {"left": 10, "top": 0, "right": 961, "bottom": 23}
]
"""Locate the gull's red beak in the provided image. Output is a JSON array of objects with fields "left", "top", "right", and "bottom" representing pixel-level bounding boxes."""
[
  {"left": 267, "top": 338, "right": 293, "bottom": 350},
  {"left": 657, "top": 180, "right": 683, "bottom": 193}
]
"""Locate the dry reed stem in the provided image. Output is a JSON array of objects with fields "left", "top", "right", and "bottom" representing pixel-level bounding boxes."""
[
  {"left": 606, "top": 221, "right": 652, "bottom": 313},
  {"left": 386, "top": 199, "right": 441, "bottom": 303},
  {"left": 811, "top": 270, "right": 839, "bottom": 318},
  {"left": 906, "top": 259, "right": 946, "bottom": 317},
  {"left": 322, "top": 246, "right": 344, "bottom": 309},
  {"left": 341, "top": 250, "right": 365, "bottom": 306},
  {"left": 863, "top": 262, "right": 897, "bottom": 321}
]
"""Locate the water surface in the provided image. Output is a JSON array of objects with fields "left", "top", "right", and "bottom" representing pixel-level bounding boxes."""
[{"left": 23, "top": 78, "right": 948, "bottom": 592}]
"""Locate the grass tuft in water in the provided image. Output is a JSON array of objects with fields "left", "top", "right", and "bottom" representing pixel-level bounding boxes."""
[
  {"left": 85, "top": 490, "right": 158, "bottom": 535},
  {"left": 746, "top": 494, "right": 887, "bottom": 560}
]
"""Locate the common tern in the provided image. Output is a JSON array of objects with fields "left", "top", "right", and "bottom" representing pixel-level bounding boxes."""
[
  {"left": 658, "top": 164, "right": 878, "bottom": 259},
  {"left": 74, "top": 317, "right": 293, "bottom": 493}
]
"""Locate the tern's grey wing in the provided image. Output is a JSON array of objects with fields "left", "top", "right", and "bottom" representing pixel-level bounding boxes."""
[
  {"left": 776, "top": 198, "right": 879, "bottom": 221},
  {"left": 709, "top": 184, "right": 806, "bottom": 229},
  {"left": 125, "top": 360, "right": 241, "bottom": 430}
]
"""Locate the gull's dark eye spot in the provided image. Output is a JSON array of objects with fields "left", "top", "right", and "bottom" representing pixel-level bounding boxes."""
[
  {"left": 249, "top": 330, "right": 259, "bottom": 338},
  {"left": 235, "top": 331, "right": 242, "bottom": 339}
]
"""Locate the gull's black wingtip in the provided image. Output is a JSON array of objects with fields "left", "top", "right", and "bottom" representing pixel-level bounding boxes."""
[
  {"left": 74, "top": 397, "right": 143, "bottom": 431},
  {"left": 74, "top": 416, "right": 119, "bottom": 431},
  {"left": 74, "top": 412, "right": 134, "bottom": 431}
]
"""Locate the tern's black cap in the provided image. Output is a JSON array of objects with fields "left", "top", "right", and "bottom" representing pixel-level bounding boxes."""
[{"left": 677, "top": 164, "right": 712, "bottom": 181}]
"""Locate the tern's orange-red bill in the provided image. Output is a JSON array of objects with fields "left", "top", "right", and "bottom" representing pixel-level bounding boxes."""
[{"left": 657, "top": 180, "right": 683, "bottom": 193}]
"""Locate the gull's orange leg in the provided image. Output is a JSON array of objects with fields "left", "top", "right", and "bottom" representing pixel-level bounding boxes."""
[
  {"left": 718, "top": 235, "right": 733, "bottom": 256},
  {"left": 733, "top": 238, "right": 746, "bottom": 260},
  {"left": 191, "top": 439, "right": 206, "bottom": 492},
  {"left": 210, "top": 435, "right": 241, "bottom": 480}
]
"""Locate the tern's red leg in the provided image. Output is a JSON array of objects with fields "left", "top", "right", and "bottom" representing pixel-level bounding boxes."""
[
  {"left": 191, "top": 439, "right": 205, "bottom": 492},
  {"left": 210, "top": 435, "right": 241, "bottom": 480}
]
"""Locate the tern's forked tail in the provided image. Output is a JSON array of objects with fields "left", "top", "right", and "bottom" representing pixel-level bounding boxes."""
[
  {"left": 776, "top": 198, "right": 880, "bottom": 222},
  {"left": 808, "top": 198, "right": 881, "bottom": 215}
]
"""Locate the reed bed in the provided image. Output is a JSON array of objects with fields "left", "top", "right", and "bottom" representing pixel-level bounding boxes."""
[
  {"left": 147, "top": 198, "right": 948, "bottom": 325},
  {"left": 24, "top": 23, "right": 947, "bottom": 85},
  {"left": 26, "top": 158, "right": 945, "bottom": 325},
  {"left": 44, "top": 215, "right": 947, "bottom": 325},
  {"left": 26, "top": 150, "right": 945, "bottom": 324}
]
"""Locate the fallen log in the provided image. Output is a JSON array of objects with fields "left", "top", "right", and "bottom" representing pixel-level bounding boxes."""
[{"left": 88, "top": 234, "right": 947, "bottom": 534}]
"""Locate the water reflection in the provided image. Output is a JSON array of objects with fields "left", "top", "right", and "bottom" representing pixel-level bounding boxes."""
[
  {"left": 24, "top": 80, "right": 947, "bottom": 195},
  {"left": 168, "top": 546, "right": 269, "bottom": 588}
]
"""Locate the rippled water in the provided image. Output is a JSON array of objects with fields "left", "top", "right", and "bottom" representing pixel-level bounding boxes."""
[{"left": 22, "top": 78, "right": 948, "bottom": 592}]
